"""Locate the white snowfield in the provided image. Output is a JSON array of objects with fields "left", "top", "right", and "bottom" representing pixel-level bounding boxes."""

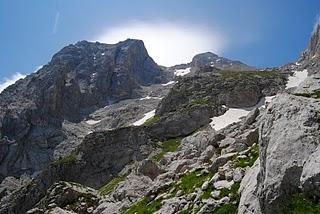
[
  {"left": 132, "top": 109, "right": 156, "bottom": 126},
  {"left": 285, "top": 69, "right": 308, "bottom": 89},
  {"left": 162, "top": 81, "right": 176, "bottom": 86},
  {"left": 210, "top": 68, "right": 309, "bottom": 131},
  {"left": 139, "top": 96, "right": 162, "bottom": 100},
  {"left": 85, "top": 119, "right": 101, "bottom": 125},
  {"left": 174, "top": 67, "right": 191, "bottom": 76},
  {"left": 210, "top": 96, "right": 274, "bottom": 131}
]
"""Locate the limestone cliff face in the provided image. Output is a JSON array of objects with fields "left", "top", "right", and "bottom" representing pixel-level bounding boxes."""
[
  {"left": 157, "top": 69, "right": 286, "bottom": 115},
  {"left": 0, "top": 39, "right": 166, "bottom": 181},
  {"left": 238, "top": 26, "right": 320, "bottom": 214},
  {"left": 239, "top": 94, "right": 320, "bottom": 214},
  {"left": 191, "top": 52, "right": 255, "bottom": 71},
  {"left": 0, "top": 126, "right": 155, "bottom": 213},
  {"left": 2, "top": 25, "right": 320, "bottom": 214},
  {"left": 305, "top": 24, "right": 320, "bottom": 60}
]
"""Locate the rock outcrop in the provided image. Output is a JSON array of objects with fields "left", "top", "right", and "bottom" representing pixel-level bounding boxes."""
[
  {"left": 191, "top": 52, "right": 255, "bottom": 71},
  {"left": 0, "top": 39, "right": 167, "bottom": 181},
  {"left": 157, "top": 69, "right": 286, "bottom": 115},
  {"left": 0, "top": 126, "right": 156, "bottom": 213}
]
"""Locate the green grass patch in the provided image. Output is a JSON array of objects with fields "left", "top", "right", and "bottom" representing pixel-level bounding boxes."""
[
  {"left": 99, "top": 175, "right": 127, "bottom": 196},
  {"left": 211, "top": 182, "right": 240, "bottom": 214},
  {"left": 286, "top": 193, "right": 320, "bottom": 214},
  {"left": 175, "top": 170, "right": 214, "bottom": 195},
  {"left": 153, "top": 138, "right": 182, "bottom": 161},
  {"left": 213, "top": 203, "right": 238, "bottom": 214},
  {"left": 52, "top": 153, "right": 77, "bottom": 166},
  {"left": 124, "top": 196, "right": 162, "bottom": 214},
  {"left": 220, "top": 182, "right": 240, "bottom": 200},
  {"left": 143, "top": 115, "right": 161, "bottom": 126},
  {"left": 185, "top": 98, "right": 217, "bottom": 111},
  {"left": 190, "top": 98, "right": 210, "bottom": 106},
  {"left": 201, "top": 186, "right": 215, "bottom": 200},
  {"left": 218, "top": 70, "right": 283, "bottom": 80},
  {"left": 233, "top": 144, "right": 259, "bottom": 168},
  {"left": 294, "top": 90, "right": 320, "bottom": 99},
  {"left": 179, "top": 208, "right": 192, "bottom": 214}
]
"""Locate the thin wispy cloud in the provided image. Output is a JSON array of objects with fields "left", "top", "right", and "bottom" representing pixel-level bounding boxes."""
[
  {"left": 52, "top": 11, "right": 60, "bottom": 34},
  {"left": 0, "top": 73, "right": 25, "bottom": 93},
  {"left": 95, "top": 21, "right": 228, "bottom": 66},
  {"left": 0, "top": 65, "right": 43, "bottom": 93}
]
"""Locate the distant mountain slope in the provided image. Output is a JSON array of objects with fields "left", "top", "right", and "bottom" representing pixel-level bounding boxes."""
[
  {"left": 191, "top": 52, "right": 255, "bottom": 71},
  {"left": 170, "top": 52, "right": 255, "bottom": 73},
  {"left": 0, "top": 39, "right": 167, "bottom": 180}
]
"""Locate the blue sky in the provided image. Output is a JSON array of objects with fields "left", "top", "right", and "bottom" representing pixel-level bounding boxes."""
[{"left": 0, "top": 0, "right": 319, "bottom": 83}]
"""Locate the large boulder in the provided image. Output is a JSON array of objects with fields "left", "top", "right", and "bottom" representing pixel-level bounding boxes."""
[{"left": 238, "top": 94, "right": 320, "bottom": 214}]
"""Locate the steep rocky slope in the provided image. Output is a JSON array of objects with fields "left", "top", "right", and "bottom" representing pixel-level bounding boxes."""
[
  {"left": 0, "top": 39, "right": 169, "bottom": 181},
  {"left": 0, "top": 65, "right": 287, "bottom": 213},
  {"left": 1, "top": 25, "right": 320, "bottom": 214},
  {"left": 239, "top": 24, "right": 320, "bottom": 214},
  {"left": 191, "top": 52, "right": 255, "bottom": 71},
  {"left": 170, "top": 52, "right": 255, "bottom": 74}
]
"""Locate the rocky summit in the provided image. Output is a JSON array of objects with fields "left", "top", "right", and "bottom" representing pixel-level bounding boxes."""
[
  {"left": 1, "top": 23, "right": 320, "bottom": 214},
  {"left": 0, "top": 39, "right": 168, "bottom": 182}
]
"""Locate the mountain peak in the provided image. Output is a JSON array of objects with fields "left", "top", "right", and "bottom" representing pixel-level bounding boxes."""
[
  {"left": 302, "top": 24, "right": 320, "bottom": 61},
  {"left": 191, "top": 52, "right": 255, "bottom": 71},
  {"left": 308, "top": 24, "right": 320, "bottom": 58}
]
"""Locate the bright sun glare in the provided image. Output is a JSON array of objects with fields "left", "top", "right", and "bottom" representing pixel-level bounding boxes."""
[{"left": 95, "top": 21, "right": 228, "bottom": 66}]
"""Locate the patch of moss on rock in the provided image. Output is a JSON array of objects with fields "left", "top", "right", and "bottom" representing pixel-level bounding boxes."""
[
  {"left": 233, "top": 144, "right": 259, "bottom": 168},
  {"left": 175, "top": 169, "right": 214, "bottom": 195},
  {"left": 294, "top": 90, "right": 320, "bottom": 99},
  {"left": 218, "top": 70, "right": 283, "bottom": 80},
  {"left": 99, "top": 175, "right": 127, "bottom": 196},
  {"left": 286, "top": 193, "right": 320, "bottom": 214},
  {"left": 213, "top": 203, "right": 238, "bottom": 214},
  {"left": 143, "top": 115, "right": 161, "bottom": 126},
  {"left": 124, "top": 196, "right": 162, "bottom": 214},
  {"left": 52, "top": 153, "right": 77, "bottom": 166},
  {"left": 153, "top": 138, "right": 181, "bottom": 161}
]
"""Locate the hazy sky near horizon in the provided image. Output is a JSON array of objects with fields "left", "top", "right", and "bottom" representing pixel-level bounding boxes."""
[{"left": 0, "top": 0, "right": 319, "bottom": 86}]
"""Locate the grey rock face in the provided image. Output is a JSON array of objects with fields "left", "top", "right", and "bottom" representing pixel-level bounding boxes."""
[
  {"left": 94, "top": 175, "right": 153, "bottom": 214},
  {"left": 300, "top": 148, "right": 320, "bottom": 198},
  {"left": 149, "top": 106, "right": 223, "bottom": 140},
  {"left": 238, "top": 160, "right": 262, "bottom": 214},
  {"left": 191, "top": 52, "right": 256, "bottom": 71},
  {"left": 242, "top": 94, "right": 320, "bottom": 214},
  {"left": 137, "top": 160, "right": 165, "bottom": 180},
  {"left": 27, "top": 181, "right": 100, "bottom": 214},
  {"left": 157, "top": 70, "right": 286, "bottom": 115},
  {"left": 303, "top": 24, "right": 320, "bottom": 61},
  {"left": 0, "top": 126, "right": 156, "bottom": 213},
  {"left": 244, "top": 108, "right": 260, "bottom": 125},
  {"left": 0, "top": 39, "right": 166, "bottom": 181}
]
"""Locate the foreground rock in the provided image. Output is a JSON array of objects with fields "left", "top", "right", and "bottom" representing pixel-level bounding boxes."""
[
  {"left": 0, "top": 126, "right": 156, "bottom": 213},
  {"left": 27, "top": 181, "right": 100, "bottom": 214},
  {"left": 239, "top": 94, "right": 320, "bottom": 214}
]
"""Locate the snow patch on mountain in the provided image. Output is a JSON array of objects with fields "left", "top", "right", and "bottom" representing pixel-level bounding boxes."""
[
  {"left": 174, "top": 67, "right": 191, "bottom": 76},
  {"left": 132, "top": 109, "right": 156, "bottom": 126},
  {"left": 85, "top": 119, "right": 101, "bottom": 125},
  {"left": 285, "top": 69, "right": 308, "bottom": 89},
  {"left": 162, "top": 81, "right": 176, "bottom": 86},
  {"left": 210, "top": 96, "right": 274, "bottom": 131}
]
